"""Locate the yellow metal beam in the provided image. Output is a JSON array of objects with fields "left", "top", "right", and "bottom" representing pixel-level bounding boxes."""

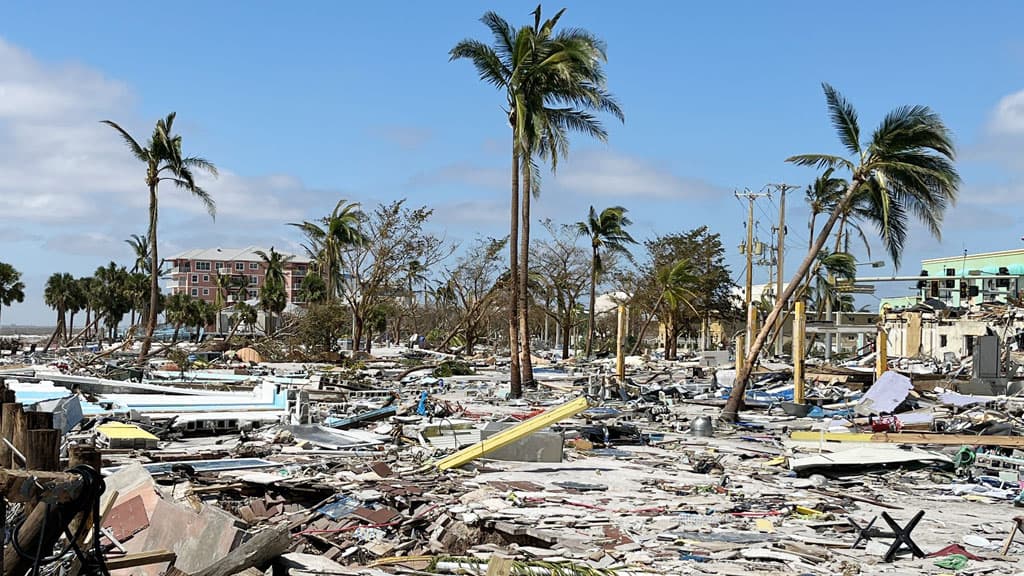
[
  {"left": 434, "top": 396, "right": 590, "bottom": 471},
  {"left": 793, "top": 301, "right": 805, "bottom": 404}
]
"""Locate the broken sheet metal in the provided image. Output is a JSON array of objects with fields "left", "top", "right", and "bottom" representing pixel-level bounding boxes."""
[
  {"left": 856, "top": 371, "right": 913, "bottom": 416},
  {"left": 789, "top": 446, "right": 952, "bottom": 472}
]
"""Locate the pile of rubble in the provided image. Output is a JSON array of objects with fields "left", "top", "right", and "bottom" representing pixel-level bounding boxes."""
[{"left": 6, "top": 349, "right": 1024, "bottom": 576}]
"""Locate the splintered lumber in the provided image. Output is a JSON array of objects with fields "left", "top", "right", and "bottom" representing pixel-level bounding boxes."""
[
  {"left": 104, "top": 550, "right": 177, "bottom": 571},
  {"left": 434, "top": 396, "right": 589, "bottom": 471},
  {"left": 871, "top": 432, "right": 1024, "bottom": 447},
  {"left": 192, "top": 524, "right": 291, "bottom": 576},
  {"left": 0, "top": 469, "right": 80, "bottom": 503}
]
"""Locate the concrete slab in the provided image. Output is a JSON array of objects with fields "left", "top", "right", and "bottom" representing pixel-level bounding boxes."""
[
  {"left": 481, "top": 422, "right": 564, "bottom": 463},
  {"left": 134, "top": 499, "right": 247, "bottom": 576}
]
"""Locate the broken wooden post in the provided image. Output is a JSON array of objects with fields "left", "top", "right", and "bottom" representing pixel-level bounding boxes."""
[
  {"left": 24, "top": 429, "right": 60, "bottom": 472},
  {"left": 20, "top": 411, "right": 57, "bottom": 472},
  {"left": 9, "top": 404, "right": 26, "bottom": 467},
  {"left": 0, "top": 402, "right": 18, "bottom": 468},
  {"left": 24, "top": 411, "right": 53, "bottom": 431},
  {"left": 69, "top": 444, "right": 102, "bottom": 472}
]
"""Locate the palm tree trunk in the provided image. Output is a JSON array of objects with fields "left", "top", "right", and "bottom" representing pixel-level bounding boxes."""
[
  {"left": 723, "top": 181, "right": 861, "bottom": 422},
  {"left": 139, "top": 186, "right": 159, "bottom": 361},
  {"left": 518, "top": 158, "right": 535, "bottom": 387},
  {"left": 508, "top": 136, "right": 522, "bottom": 398},
  {"left": 808, "top": 212, "right": 818, "bottom": 250},
  {"left": 585, "top": 246, "right": 597, "bottom": 357}
]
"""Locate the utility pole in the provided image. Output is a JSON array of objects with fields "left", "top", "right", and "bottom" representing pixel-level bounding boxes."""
[
  {"left": 769, "top": 183, "right": 799, "bottom": 356},
  {"left": 736, "top": 189, "right": 771, "bottom": 361}
]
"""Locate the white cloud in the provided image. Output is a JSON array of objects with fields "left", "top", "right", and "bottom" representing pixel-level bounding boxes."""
[
  {"left": 989, "top": 89, "right": 1024, "bottom": 134},
  {"left": 0, "top": 35, "right": 330, "bottom": 241},
  {"left": 554, "top": 149, "right": 725, "bottom": 200}
]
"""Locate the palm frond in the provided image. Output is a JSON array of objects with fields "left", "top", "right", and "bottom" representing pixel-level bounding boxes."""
[
  {"left": 101, "top": 120, "right": 150, "bottom": 163},
  {"left": 822, "top": 83, "right": 862, "bottom": 156},
  {"left": 786, "top": 154, "right": 856, "bottom": 171},
  {"left": 182, "top": 156, "right": 219, "bottom": 177}
]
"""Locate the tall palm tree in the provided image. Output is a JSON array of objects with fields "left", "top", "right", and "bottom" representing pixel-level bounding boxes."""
[
  {"left": 43, "top": 272, "right": 77, "bottom": 349},
  {"left": 0, "top": 263, "right": 25, "bottom": 329},
  {"left": 723, "top": 83, "right": 960, "bottom": 421},
  {"left": 125, "top": 233, "right": 151, "bottom": 274},
  {"left": 289, "top": 199, "right": 366, "bottom": 301},
  {"left": 576, "top": 206, "right": 636, "bottom": 357},
  {"left": 255, "top": 248, "right": 293, "bottom": 334},
  {"left": 103, "top": 112, "right": 218, "bottom": 361},
  {"left": 450, "top": 6, "right": 623, "bottom": 396}
]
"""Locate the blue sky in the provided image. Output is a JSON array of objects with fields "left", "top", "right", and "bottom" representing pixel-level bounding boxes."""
[{"left": 2, "top": 1, "right": 1024, "bottom": 324}]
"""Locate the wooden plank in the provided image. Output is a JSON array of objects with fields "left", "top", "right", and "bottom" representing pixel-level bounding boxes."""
[
  {"left": 872, "top": 432, "right": 1024, "bottom": 448},
  {"left": 0, "top": 469, "right": 80, "bottom": 502},
  {"left": 790, "top": 431, "right": 875, "bottom": 443},
  {"left": 192, "top": 524, "right": 290, "bottom": 576},
  {"left": 104, "top": 550, "right": 177, "bottom": 570}
]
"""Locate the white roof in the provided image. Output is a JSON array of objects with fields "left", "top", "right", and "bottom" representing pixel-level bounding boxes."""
[{"left": 168, "top": 246, "right": 310, "bottom": 264}]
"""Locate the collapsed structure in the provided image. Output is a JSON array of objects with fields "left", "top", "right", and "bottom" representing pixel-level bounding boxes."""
[{"left": 2, "top": 249, "right": 1024, "bottom": 575}]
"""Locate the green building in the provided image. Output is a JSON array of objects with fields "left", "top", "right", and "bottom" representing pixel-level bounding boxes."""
[{"left": 880, "top": 248, "right": 1024, "bottom": 310}]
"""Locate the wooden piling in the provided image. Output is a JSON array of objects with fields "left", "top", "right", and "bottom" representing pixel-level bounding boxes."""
[
  {"left": 24, "top": 430, "right": 60, "bottom": 472},
  {"left": 24, "top": 411, "right": 53, "bottom": 431},
  {"left": 68, "top": 444, "right": 102, "bottom": 472},
  {"left": 0, "top": 402, "right": 16, "bottom": 468},
  {"left": 9, "top": 404, "right": 26, "bottom": 468}
]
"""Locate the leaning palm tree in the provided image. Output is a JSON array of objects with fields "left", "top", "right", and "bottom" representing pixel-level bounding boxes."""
[
  {"left": 0, "top": 263, "right": 25, "bottom": 329},
  {"left": 723, "top": 83, "right": 960, "bottom": 421},
  {"left": 103, "top": 113, "right": 218, "bottom": 361},
  {"left": 450, "top": 5, "right": 623, "bottom": 396},
  {"left": 576, "top": 206, "right": 636, "bottom": 357},
  {"left": 289, "top": 199, "right": 365, "bottom": 301}
]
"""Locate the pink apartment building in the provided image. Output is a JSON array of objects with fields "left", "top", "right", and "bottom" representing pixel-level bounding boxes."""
[{"left": 166, "top": 246, "right": 311, "bottom": 304}]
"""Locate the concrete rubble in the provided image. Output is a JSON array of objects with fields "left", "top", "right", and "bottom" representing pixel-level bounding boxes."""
[{"left": 5, "top": 342, "right": 1024, "bottom": 576}]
